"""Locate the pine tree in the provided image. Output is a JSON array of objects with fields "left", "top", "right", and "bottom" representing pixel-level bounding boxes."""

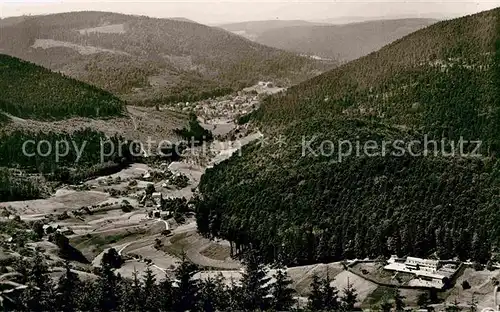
[
  {"left": 173, "top": 258, "right": 200, "bottom": 312},
  {"left": 96, "top": 257, "right": 121, "bottom": 312},
  {"left": 307, "top": 270, "right": 339, "bottom": 311},
  {"left": 307, "top": 273, "right": 324, "bottom": 311},
  {"left": 446, "top": 297, "right": 462, "bottom": 312},
  {"left": 159, "top": 274, "right": 174, "bottom": 311},
  {"left": 321, "top": 269, "right": 340, "bottom": 311},
  {"left": 143, "top": 264, "right": 159, "bottom": 312},
  {"left": 75, "top": 279, "right": 98, "bottom": 312},
  {"left": 199, "top": 274, "right": 229, "bottom": 312},
  {"left": 379, "top": 294, "right": 393, "bottom": 312},
  {"left": 21, "top": 253, "right": 55, "bottom": 311},
  {"left": 130, "top": 268, "right": 143, "bottom": 311},
  {"left": 55, "top": 261, "right": 80, "bottom": 312},
  {"left": 341, "top": 278, "right": 358, "bottom": 312},
  {"left": 227, "top": 276, "right": 243, "bottom": 311},
  {"left": 240, "top": 251, "right": 271, "bottom": 311},
  {"left": 118, "top": 278, "right": 134, "bottom": 312},
  {"left": 270, "top": 265, "right": 296, "bottom": 311},
  {"left": 394, "top": 287, "right": 406, "bottom": 312}
]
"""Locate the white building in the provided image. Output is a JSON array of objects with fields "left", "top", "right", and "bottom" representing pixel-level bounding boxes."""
[
  {"left": 405, "top": 257, "right": 441, "bottom": 272},
  {"left": 384, "top": 257, "right": 453, "bottom": 289}
]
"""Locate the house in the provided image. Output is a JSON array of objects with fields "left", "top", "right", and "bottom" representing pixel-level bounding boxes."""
[
  {"left": 143, "top": 172, "right": 152, "bottom": 181},
  {"left": 152, "top": 192, "right": 163, "bottom": 200},
  {"left": 152, "top": 192, "right": 163, "bottom": 208},
  {"left": 42, "top": 224, "right": 73, "bottom": 235},
  {"left": 139, "top": 192, "right": 163, "bottom": 208},
  {"left": 56, "top": 226, "right": 73, "bottom": 235},
  {"left": 405, "top": 257, "right": 441, "bottom": 272},
  {"left": 384, "top": 256, "right": 456, "bottom": 289},
  {"left": 150, "top": 210, "right": 170, "bottom": 219}
]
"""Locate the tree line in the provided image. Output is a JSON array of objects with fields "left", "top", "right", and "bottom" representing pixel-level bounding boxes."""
[{"left": 0, "top": 249, "right": 366, "bottom": 312}]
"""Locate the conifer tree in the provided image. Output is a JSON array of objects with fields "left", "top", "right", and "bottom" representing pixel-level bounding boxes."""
[
  {"left": 270, "top": 265, "right": 296, "bottom": 311},
  {"left": 173, "top": 257, "right": 200, "bottom": 312},
  {"left": 341, "top": 278, "right": 358, "bottom": 312},
  {"left": 199, "top": 274, "right": 229, "bottom": 312},
  {"left": 307, "top": 273, "right": 324, "bottom": 311},
  {"left": 55, "top": 261, "right": 80, "bottom": 312},
  {"left": 227, "top": 276, "right": 243, "bottom": 311},
  {"left": 468, "top": 292, "right": 478, "bottom": 312},
  {"left": 130, "top": 268, "right": 143, "bottom": 311},
  {"left": 394, "top": 288, "right": 406, "bottom": 312},
  {"left": 21, "top": 253, "right": 55, "bottom": 311},
  {"left": 240, "top": 251, "right": 271, "bottom": 311},
  {"left": 96, "top": 256, "right": 122, "bottom": 312},
  {"left": 446, "top": 297, "right": 462, "bottom": 312},
  {"left": 321, "top": 269, "right": 340, "bottom": 311},
  {"left": 379, "top": 294, "right": 393, "bottom": 312},
  {"left": 143, "top": 264, "right": 160, "bottom": 312},
  {"left": 75, "top": 279, "right": 99, "bottom": 312},
  {"left": 159, "top": 274, "right": 174, "bottom": 311},
  {"left": 307, "top": 270, "right": 339, "bottom": 311}
]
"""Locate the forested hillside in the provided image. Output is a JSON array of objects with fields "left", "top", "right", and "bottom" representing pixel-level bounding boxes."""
[
  {"left": 0, "top": 11, "right": 327, "bottom": 104},
  {"left": 0, "top": 127, "right": 135, "bottom": 201},
  {"left": 218, "top": 20, "right": 327, "bottom": 40},
  {"left": 221, "top": 18, "right": 438, "bottom": 62},
  {"left": 0, "top": 54, "right": 130, "bottom": 201},
  {"left": 196, "top": 8, "right": 500, "bottom": 266},
  {"left": 0, "top": 54, "right": 124, "bottom": 120}
]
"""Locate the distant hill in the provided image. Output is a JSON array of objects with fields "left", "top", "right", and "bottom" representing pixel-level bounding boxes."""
[
  {"left": 168, "top": 17, "right": 198, "bottom": 23},
  {"left": 221, "top": 18, "right": 438, "bottom": 62},
  {"left": 196, "top": 8, "right": 500, "bottom": 266},
  {"left": 0, "top": 16, "right": 27, "bottom": 27},
  {"left": 0, "top": 11, "right": 327, "bottom": 104},
  {"left": 0, "top": 53, "right": 124, "bottom": 120},
  {"left": 219, "top": 20, "right": 327, "bottom": 40},
  {"left": 314, "top": 14, "right": 443, "bottom": 24}
]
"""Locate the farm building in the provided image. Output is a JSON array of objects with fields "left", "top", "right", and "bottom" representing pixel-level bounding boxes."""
[
  {"left": 384, "top": 256, "right": 458, "bottom": 289},
  {"left": 405, "top": 257, "right": 441, "bottom": 272}
]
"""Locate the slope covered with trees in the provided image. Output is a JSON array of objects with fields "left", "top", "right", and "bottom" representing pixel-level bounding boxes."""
[
  {"left": 221, "top": 18, "right": 438, "bottom": 62},
  {"left": 0, "top": 11, "right": 327, "bottom": 104},
  {"left": 0, "top": 54, "right": 127, "bottom": 201},
  {"left": 0, "top": 54, "right": 124, "bottom": 120},
  {"left": 0, "top": 128, "right": 135, "bottom": 202},
  {"left": 196, "top": 8, "right": 500, "bottom": 265}
]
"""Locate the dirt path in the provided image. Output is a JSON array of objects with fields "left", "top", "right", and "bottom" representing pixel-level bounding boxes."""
[{"left": 158, "top": 219, "right": 169, "bottom": 231}]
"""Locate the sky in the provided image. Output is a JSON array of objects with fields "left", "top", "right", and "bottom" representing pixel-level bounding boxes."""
[{"left": 1, "top": 0, "right": 499, "bottom": 24}]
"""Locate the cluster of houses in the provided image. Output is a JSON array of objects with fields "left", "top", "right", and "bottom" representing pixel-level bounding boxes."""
[
  {"left": 139, "top": 192, "right": 163, "bottom": 208},
  {"left": 168, "top": 81, "right": 285, "bottom": 122},
  {"left": 192, "top": 94, "right": 259, "bottom": 121}
]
